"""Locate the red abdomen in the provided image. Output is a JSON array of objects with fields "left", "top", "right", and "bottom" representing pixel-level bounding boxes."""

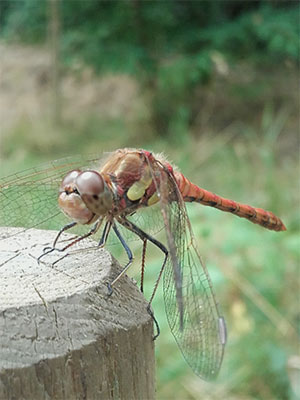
[{"left": 174, "top": 172, "right": 286, "bottom": 232}]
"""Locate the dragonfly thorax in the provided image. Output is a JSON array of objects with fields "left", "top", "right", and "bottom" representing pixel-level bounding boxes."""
[{"left": 58, "top": 169, "right": 113, "bottom": 224}]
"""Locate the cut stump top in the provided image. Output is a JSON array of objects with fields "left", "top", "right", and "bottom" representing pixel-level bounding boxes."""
[{"left": 0, "top": 227, "right": 155, "bottom": 400}]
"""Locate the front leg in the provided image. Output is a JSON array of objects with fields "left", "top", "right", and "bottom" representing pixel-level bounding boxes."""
[
  {"left": 38, "top": 221, "right": 78, "bottom": 262},
  {"left": 38, "top": 218, "right": 103, "bottom": 263}
]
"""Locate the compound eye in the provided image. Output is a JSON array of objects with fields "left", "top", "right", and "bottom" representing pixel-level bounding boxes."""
[
  {"left": 60, "top": 170, "right": 81, "bottom": 192},
  {"left": 76, "top": 170, "right": 105, "bottom": 196}
]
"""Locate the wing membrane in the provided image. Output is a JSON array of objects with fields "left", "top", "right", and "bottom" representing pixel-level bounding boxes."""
[
  {"left": 0, "top": 157, "right": 96, "bottom": 237},
  {"left": 149, "top": 158, "right": 225, "bottom": 380},
  {"left": 0, "top": 157, "right": 165, "bottom": 244}
]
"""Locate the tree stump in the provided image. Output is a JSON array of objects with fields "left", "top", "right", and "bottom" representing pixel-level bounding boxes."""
[{"left": 0, "top": 227, "right": 155, "bottom": 400}]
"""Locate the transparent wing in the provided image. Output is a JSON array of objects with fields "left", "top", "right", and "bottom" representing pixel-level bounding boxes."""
[
  {"left": 149, "top": 158, "right": 226, "bottom": 380},
  {"left": 0, "top": 156, "right": 96, "bottom": 238},
  {"left": 0, "top": 157, "right": 165, "bottom": 245}
]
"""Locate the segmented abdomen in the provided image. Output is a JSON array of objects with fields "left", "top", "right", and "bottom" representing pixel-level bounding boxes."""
[{"left": 174, "top": 172, "right": 286, "bottom": 232}]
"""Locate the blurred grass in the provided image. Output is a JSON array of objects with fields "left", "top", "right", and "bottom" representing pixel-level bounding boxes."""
[
  {"left": 0, "top": 3, "right": 298, "bottom": 395},
  {"left": 1, "top": 107, "right": 299, "bottom": 400}
]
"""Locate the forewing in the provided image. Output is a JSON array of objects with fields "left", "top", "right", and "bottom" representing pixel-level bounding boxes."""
[
  {"left": 0, "top": 157, "right": 165, "bottom": 245},
  {"left": 0, "top": 156, "right": 98, "bottom": 239},
  {"left": 149, "top": 159, "right": 226, "bottom": 380}
]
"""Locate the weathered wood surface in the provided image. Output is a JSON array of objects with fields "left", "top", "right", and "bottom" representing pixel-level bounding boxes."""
[{"left": 0, "top": 227, "right": 155, "bottom": 400}]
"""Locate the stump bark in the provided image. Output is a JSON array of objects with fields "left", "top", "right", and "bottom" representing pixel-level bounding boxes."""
[{"left": 0, "top": 227, "right": 155, "bottom": 400}]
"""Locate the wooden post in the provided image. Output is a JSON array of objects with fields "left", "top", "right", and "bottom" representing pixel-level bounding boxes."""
[{"left": 0, "top": 228, "right": 155, "bottom": 400}]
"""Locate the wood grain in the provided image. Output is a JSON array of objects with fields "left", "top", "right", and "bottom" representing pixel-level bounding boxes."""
[{"left": 0, "top": 227, "right": 155, "bottom": 400}]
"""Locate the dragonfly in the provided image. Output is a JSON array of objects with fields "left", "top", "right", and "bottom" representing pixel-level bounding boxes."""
[{"left": 0, "top": 148, "right": 286, "bottom": 380}]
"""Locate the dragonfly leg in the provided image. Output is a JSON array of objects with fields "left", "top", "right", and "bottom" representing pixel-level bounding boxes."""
[
  {"left": 49, "top": 220, "right": 111, "bottom": 268},
  {"left": 118, "top": 217, "right": 169, "bottom": 305},
  {"left": 53, "top": 221, "right": 77, "bottom": 247},
  {"left": 107, "top": 223, "right": 133, "bottom": 295},
  {"left": 41, "top": 221, "right": 77, "bottom": 255},
  {"left": 38, "top": 219, "right": 102, "bottom": 263},
  {"left": 146, "top": 304, "right": 160, "bottom": 341},
  {"left": 117, "top": 217, "right": 169, "bottom": 339},
  {"left": 141, "top": 238, "right": 147, "bottom": 292},
  {"left": 98, "top": 220, "right": 112, "bottom": 246}
]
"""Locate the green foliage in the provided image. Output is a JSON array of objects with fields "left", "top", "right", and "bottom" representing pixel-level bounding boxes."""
[
  {"left": 0, "top": 0, "right": 47, "bottom": 43},
  {"left": 0, "top": 1, "right": 298, "bottom": 135},
  {"left": 199, "top": 4, "right": 299, "bottom": 63},
  {"left": 1, "top": 2, "right": 298, "bottom": 67}
]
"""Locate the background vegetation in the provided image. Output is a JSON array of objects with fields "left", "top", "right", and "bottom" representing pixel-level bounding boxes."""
[{"left": 0, "top": 1, "right": 299, "bottom": 399}]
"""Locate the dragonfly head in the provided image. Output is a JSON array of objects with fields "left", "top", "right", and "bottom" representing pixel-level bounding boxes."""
[{"left": 59, "top": 170, "right": 113, "bottom": 224}]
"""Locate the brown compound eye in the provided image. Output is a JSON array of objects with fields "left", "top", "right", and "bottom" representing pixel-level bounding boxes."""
[
  {"left": 75, "top": 170, "right": 105, "bottom": 197},
  {"left": 75, "top": 170, "right": 113, "bottom": 216},
  {"left": 59, "top": 170, "right": 81, "bottom": 192},
  {"left": 58, "top": 169, "right": 97, "bottom": 224}
]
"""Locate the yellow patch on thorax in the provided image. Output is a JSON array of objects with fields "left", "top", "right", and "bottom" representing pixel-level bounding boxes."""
[
  {"left": 147, "top": 192, "right": 160, "bottom": 206},
  {"left": 127, "top": 166, "right": 152, "bottom": 201}
]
